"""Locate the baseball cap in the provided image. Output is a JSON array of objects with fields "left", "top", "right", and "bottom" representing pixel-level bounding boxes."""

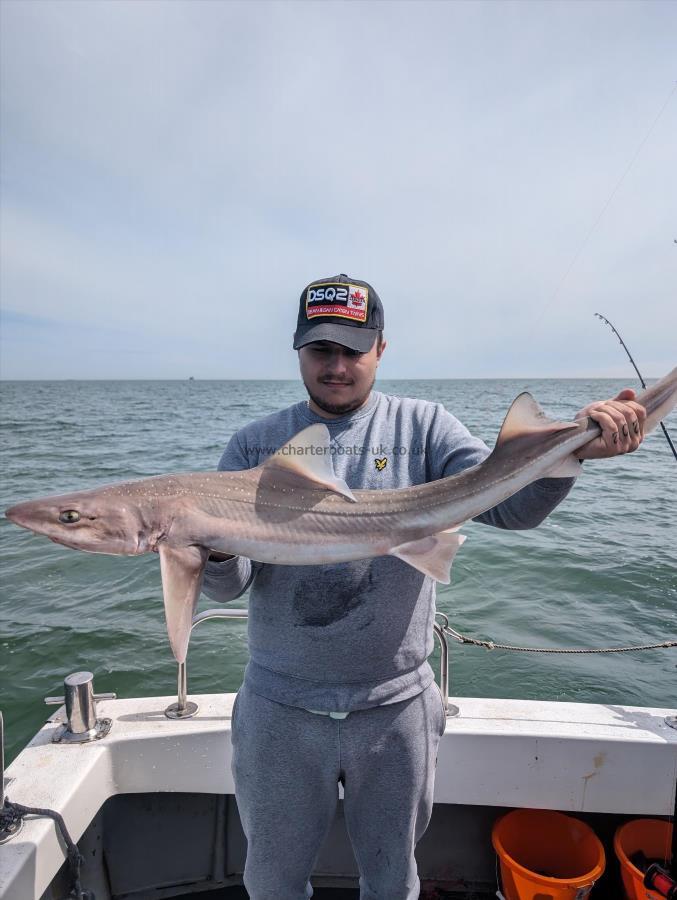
[{"left": 292, "top": 274, "right": 384, "bottom": 352}]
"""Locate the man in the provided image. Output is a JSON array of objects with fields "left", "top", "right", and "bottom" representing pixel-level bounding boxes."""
[{"left": 202, "top": 274, "right": 645, "bottom": 900}]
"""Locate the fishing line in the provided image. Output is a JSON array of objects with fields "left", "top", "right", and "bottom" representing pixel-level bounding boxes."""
[
  {"left": 531, "top": 80, "right": 677, "bottom": 331},
  {"left": 595, "top": 312, "right": 677, "bottom": 462}
]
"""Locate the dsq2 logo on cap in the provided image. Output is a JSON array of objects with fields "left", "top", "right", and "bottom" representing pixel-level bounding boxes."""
[{"left": 306, "top": 282, "right": 369, "bottom": 323}]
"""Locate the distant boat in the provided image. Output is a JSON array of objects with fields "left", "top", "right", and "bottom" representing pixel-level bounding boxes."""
[{"left": 188, "top": 376, "right": 195, "bottom": 381}]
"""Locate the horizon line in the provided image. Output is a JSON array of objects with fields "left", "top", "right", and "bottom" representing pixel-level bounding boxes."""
[{"left": 0, "top": 375, "right": 659, "bottom": 383}]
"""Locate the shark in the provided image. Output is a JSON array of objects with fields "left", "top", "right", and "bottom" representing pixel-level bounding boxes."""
[{"left": 6, "top": 368, "right": 677, "bottom": 663}]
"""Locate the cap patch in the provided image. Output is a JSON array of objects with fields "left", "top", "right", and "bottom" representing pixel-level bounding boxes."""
[{"left": 306, "top": 282, "right": 369, "bottom": 323}]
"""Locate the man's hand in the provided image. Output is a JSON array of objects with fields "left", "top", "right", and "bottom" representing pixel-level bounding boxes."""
[{"left": 575, "top": 389, "right": 647, "bottom": 460}]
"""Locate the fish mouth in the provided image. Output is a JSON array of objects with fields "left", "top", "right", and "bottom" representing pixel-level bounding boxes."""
[{"left": 48, "top": 534, "right": 80, "bottom": 549}]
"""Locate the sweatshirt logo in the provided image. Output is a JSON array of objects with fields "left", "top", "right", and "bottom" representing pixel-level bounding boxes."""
[{"left": 374, "top": 457, "right": 387, "bottom": 471}]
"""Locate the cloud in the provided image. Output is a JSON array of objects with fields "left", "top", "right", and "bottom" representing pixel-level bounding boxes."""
[{"left": 1, "top": 0, "right": 676, "bottom": 377}]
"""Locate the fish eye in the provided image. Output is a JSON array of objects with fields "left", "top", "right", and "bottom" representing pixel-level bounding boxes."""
[{"left": 59, "top": 510, "right": 80, "bottom": 524}]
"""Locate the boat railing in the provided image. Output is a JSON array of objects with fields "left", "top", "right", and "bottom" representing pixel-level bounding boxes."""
[{"left": 165, "top": 609, "right": 459, "bottom": 720}]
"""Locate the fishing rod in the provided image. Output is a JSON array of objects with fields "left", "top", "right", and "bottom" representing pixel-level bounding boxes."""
[
  {"left": 594, "top": 313, "right": 677, "bottom": 463},
  {"left": 596, "top": 311, "right": 677, "bottom": 878}
]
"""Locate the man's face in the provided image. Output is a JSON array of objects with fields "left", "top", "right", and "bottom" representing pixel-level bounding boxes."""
[{"left": 298, "top": 339, "right": 386, "bottom": 418}]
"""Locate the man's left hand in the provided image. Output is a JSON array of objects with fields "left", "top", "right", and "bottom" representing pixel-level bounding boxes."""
[{"left": 575, "top": 389, "right": 647, "bottom": 460}]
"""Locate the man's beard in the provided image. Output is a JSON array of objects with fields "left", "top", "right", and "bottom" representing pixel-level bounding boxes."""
[{"left": 304, "top": 376, "right": 375, "bottom": 416}]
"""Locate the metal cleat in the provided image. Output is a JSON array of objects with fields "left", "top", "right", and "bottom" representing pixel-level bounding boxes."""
[{"left": 45, "top": 671, "right": 116, "bottom": 744}]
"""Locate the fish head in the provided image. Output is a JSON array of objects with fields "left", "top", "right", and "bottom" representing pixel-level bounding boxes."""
[{"left": 5, "top": 486, "right": 149, "bottom": 555}]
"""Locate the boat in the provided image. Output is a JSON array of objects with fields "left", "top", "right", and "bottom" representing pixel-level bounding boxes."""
[{"left": 2, "top": 607, "right": 675, "bottom": 899}]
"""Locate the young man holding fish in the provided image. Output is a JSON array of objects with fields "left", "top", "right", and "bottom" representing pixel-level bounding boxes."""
[{"left": 203, "top": 275, "right": 646, "bottom": 900}]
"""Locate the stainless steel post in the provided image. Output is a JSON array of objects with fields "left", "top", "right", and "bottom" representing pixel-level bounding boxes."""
[
  {"left": 178, "top": 662, "right": 187, "bottom": 709},
  {"left": 434, "top": 618, "right": 459, "bottom": 717},
  {"left": 165, "top": 608, "right": 249, "bottom": 719},
  {"left": 44, "top": 671, "right": 115, "bottom": 743},
  {"left": 165, "top": 662, "right": 198, "bottom": 719},
  {"left": 65, "top": 671, "right": 96, "bottom": 734}
]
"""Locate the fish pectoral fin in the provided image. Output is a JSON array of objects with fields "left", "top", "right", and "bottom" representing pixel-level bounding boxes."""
[
  {"left": 262, "top": 423, "right": 357, "bottom": 502},
  {"left": 497, "top": 393, "right": 581, "bottom": 444},
  {"left": 389, "top": 530, "right": 466, "bottom": 584},
  {"left": 158, "top": 544, "right": 209, "bottom": 663}
]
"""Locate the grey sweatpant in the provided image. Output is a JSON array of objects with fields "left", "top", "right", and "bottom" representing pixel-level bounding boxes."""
[{"left": 231, "top": 680, "right": 446, "bottom": 900}]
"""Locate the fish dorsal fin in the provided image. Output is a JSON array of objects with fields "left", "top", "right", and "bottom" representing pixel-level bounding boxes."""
[
  {"left": 262, "top": 424, "right": 357, "bottom": 502},
  {"left": 494, "top": 393, "right": 583, "bottom": 479},
  {"left": 389, "top": 529, "right": 466, "bottom": 584},
  {"left": 497, "top": 393, "right": 580, "bottom": 444}
]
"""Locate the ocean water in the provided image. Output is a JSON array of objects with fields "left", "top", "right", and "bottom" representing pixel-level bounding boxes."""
[{"left": 0, "top": 379, "right": 675, "bottom": 764}]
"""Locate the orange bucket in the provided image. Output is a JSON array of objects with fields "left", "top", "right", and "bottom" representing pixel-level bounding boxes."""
[
  {"left": 492, "top": 808, "right": 606, "bottom": 899},
  {"left": 613, "top": 819, "right": 674, "bottom": 900}
]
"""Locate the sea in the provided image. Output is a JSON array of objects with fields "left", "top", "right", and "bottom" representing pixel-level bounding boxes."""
[{"left": 1, "top": 379, "right": 675, "bottom": 764}]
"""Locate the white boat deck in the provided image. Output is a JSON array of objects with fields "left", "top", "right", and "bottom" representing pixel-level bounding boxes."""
[{"left": 1, "top": 694, "right": 676, "bottom": 899}]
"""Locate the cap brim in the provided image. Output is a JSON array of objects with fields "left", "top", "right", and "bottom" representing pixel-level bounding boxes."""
[{"left": 293, "top": 323, "right": 377, "bottom": 352}]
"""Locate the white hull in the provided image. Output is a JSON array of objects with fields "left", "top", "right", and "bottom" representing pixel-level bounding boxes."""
[{"left": 2, "top": 692, "right": 675, "bottom": 899}]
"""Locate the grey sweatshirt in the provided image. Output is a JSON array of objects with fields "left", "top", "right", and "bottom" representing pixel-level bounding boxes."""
[{"left": 202, "top": 391, "right": 574, "bottom": 711}]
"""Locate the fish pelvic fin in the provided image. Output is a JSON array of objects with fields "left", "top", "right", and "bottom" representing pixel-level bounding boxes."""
[
  {"left": 262, "top": 424, "right": 357, "bottom": 502},
  {"left": 389, "top": 529, "right": 466, "bottom": 584},
  {"left": 158, "top": 544, "right": 209, "bottom": 663}
]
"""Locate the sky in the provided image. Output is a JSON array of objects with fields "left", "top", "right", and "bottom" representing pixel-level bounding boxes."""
[{"left": 0, "top": 0, "right": 675, "bottom": 380}]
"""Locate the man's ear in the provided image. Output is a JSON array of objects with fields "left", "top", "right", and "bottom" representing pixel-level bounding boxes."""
[{"left": 376, "top": 339, "right": 387, "bottom": 362}]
